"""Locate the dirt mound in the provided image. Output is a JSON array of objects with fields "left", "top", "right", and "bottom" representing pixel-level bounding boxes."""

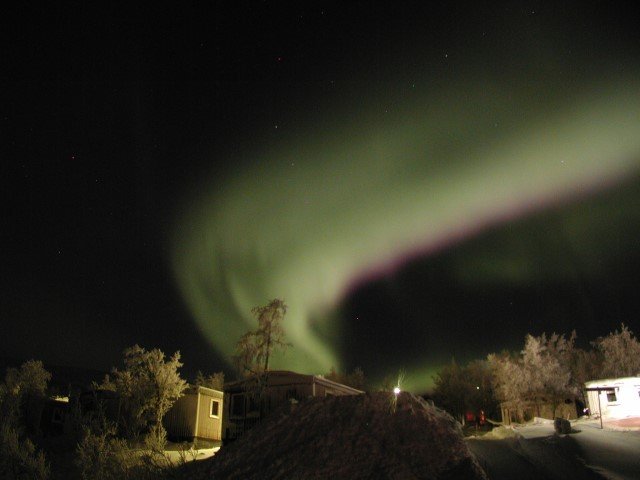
[{"left": 189, "top": 392, "right": 486, "bottom": 479}]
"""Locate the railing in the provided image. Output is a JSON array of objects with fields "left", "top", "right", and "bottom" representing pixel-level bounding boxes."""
[{"left": 232, "top": 416, "right": 261, "bottom": 438}]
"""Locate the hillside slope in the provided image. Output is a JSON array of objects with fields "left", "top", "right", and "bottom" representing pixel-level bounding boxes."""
[{"left": 189, "top": 391, "right": 486, "bottom": 479}]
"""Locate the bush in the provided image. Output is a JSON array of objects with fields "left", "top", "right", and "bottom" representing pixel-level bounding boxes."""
[
  {"left": 0, "top": 423, "right": 49, "bottom": 480},
  {"left": 74, "top": 410, "right": 180, "bottom": 480},
  {"left": 75, "top": 426, "right": 133, "bottom": 480}
]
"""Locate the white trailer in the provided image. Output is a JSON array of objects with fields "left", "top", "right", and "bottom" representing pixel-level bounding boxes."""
[{"left": 585, "top": 377, "right": 640, "bottom": 419}]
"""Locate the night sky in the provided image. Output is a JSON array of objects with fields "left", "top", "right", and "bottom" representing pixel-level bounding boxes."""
[{"left": 3, "top": 2, "right": 640, "bottom": 391}]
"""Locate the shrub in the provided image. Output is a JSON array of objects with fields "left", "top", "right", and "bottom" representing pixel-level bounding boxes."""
[
  {"left": 75, "top": 425, "right": 133, "bottom": 480},
  {"left": 0, "top": 423, "right": 49, "bottom": 480}
]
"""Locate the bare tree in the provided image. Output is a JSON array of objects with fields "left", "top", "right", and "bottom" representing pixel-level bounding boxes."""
[
  {"left": 3, "top": 360, "right": 52, "bottom": 433},
  {"left": 4, "top": 360, "right": 51, "bottom": 399},
  {"left": 489, "top": 332, "right": 578, "bottom": 419},
  {"left": 433, "top": 359, "right": 497, "bottom": 424},
  {"left": 0, "top": 360, "right": 51, "bottom": 479},
  {"left": 234, "top": 299, "right": 290, "bottom": 378},
  {"left": 109, "top": 345, "right": 187, "bottom": 441},
  {"left": 432, "top": 359, "right": 474, "bottom": 423},
  {"left": 233, "top": 299, "right": 290, "bottom": 417},
  {"left": 194, "top": 371, "right": 225, "bottom": 390},
  {"left": 465, "top": 359, "right": 497, "bottom": 417},
  {"left": 523, "top": 332, "right": 577, "bottom": 417},
  {"left": 570, "top": 346, "right": 603, "bottom": 408},
  {"left": 487, "top": 350, "right": 527, "bottom": 408},
  {"left": 593, "top": 323, "right": 640, "bottom": 378}
]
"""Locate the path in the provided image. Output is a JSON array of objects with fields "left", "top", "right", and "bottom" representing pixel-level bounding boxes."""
[{"left": 467, "top": 419, "right": 640, "bottom": 480}]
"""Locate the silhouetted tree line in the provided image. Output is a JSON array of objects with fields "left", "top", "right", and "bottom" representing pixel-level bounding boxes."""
[
  {"left": 432, "top": 323, "right": 640, "bottom": 423},
  {"left": 0, "top": 298, "right": 315, "bottom": 479},
  {"left": 0, "top": 360, "right": 51, "bottom": 479},
  {"left": 0, "top": 346, "right": 225, "bottom": 480},
  {"left": 324, "top": 366, "right": 366, "bottom": 390},
  {"left": 233, "top": 298, "right": 367, "bottom": 398}
]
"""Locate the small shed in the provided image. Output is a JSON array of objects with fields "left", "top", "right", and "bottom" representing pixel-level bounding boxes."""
[
  {"left": 499, "top": 399, "right": 577, "bottom": 425},
  {"left": 585, "top": 377, "right": 640, "bottom": 419},
  {"left": 164, "top": 386, "right": 224, "bottom": 441}
]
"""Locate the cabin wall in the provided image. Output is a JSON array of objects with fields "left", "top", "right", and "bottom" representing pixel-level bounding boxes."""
[
  {"left": 222, "top": 373, "right": 362, "bottom": 440},
  {"left": 587, "top": 390, "right": 601, "bottom": 416},
  {"left": 223, "top": 382, "right": 314, "bottom": 440},
  {"left": 164, "top": 393, "right": 198, "bottom": 439},
  {"left": 314, "top": 384, "right": 326, "bottom": 397},
  {"left": 196, "top": 391, "right": 223, "bottom": 441},
  {"left": 165, "top": 389, "right": 224, "bottom": 441},
  {"left": 589, "top": 383, "right": 640, "bottom": 418},
  {"left": 268, "top": 383, "right": 313, "bottom": 403}
]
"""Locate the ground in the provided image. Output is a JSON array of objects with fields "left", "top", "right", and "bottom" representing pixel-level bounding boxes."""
[
  {"left": 185, "top": 392, "right": 487, "bottom": 479},
  {"left": 36, "top": 407, "right": 640, "bottom": 479},
  {"left": 162, "top": 439, "right": 220, "bottom": 463},
  {"left": 467, "top": 417, "right": 640, "bottom": 480}
]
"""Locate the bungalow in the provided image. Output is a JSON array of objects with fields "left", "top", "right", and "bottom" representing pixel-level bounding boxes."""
[
  {"left": 164, "top": 386, "right": 224, "bottom": 442},
  {"left": 76, "top": 388, "right": 121, "bottom": 423},
  {"left": 223, "top": 370, "right": 363, "bottom": 440},
  {"left": 25, "top": 395, "right": 70, "bottom": 436},
  {"left": 585, "top": 377, "right": 640, "bottom": 419}
]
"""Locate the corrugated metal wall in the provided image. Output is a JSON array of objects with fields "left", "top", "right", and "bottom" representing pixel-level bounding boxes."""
[{"left": 164, "top": 393, "right": 198, "bottom": 438}]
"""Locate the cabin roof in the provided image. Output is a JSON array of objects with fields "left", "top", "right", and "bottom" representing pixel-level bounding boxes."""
[
  {"left": 224, "top": 370, "right": 363, "bottom": 395},
  {"left": 184, "top": 385, "right": 224, "bottom": 396},
  {"left": 585, "top": 376, "right": 640, "bottom": 388}
]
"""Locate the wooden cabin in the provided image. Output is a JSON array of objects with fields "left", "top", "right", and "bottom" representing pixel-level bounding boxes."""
[
  {"left": 164, "top": 386, "right": 224, "bottom": 441},
  {"left": 25, "top": 395, "right": 70, "bottom": 436},
  {"left": 76, "top": 388, "right": 122, "bottom": 424},
  {"left": 223, "top": 370, "right": 363, "bottom": 440}
]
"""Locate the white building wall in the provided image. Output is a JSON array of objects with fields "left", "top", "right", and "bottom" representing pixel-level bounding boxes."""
[{"left": 586, "top": 377, "right": 640, "bottom": 419}]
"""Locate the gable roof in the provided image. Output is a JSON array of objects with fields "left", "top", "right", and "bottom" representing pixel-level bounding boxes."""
[
  {"left": 184, "top": 385, "right": 224, "bottom": 397},
  {"left": 224, "top": 370, "right": 363, "bottom": 395},
  {"left": 585, "top": 376, "right": 640, "bottom": 388}
]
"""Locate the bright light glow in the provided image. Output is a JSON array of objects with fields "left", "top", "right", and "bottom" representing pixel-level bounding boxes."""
[
  {"left": 393, "top": 387, "right": 401, "bottom": 395},
  {"left": 171, "top": 76, "right": 640, "bottom": 390}
]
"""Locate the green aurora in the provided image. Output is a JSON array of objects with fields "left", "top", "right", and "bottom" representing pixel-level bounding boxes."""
[{"left": 170, "top": 76, "right": 640, "bottom": 392}]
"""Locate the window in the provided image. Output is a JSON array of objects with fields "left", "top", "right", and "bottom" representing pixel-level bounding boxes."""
[
  {"left": 210, "top": 399, "right": 220, "bottom": 418},
  {"left": 606, "top": 390, "right": 617, "bottom": 403}
]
